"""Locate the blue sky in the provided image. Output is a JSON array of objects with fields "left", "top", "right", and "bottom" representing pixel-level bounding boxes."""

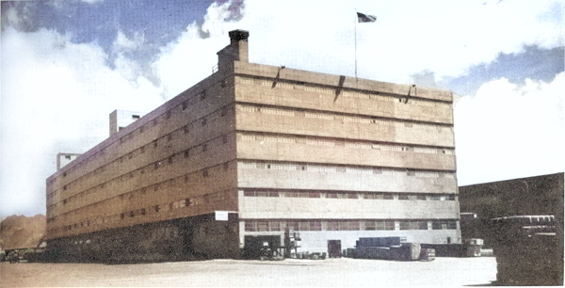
[{"left": 1, "top": 0, "right": 564, "bottom": 218}]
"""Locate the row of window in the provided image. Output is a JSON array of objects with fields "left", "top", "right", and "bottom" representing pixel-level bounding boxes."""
[
  {"left": 47, "top": 159, "right": 232, "bottom": 220},
  {"left": 238, "top": 161, "right": 456, "bottom": 179},
  {"left": 52, "top": 104, "right": 231, "bottom": 199},
  {"left": 239, "top": 132, "right": 454, "bottom": 155},
  {"left": 50, "top": 76, "right": 229, "bottom": 185},
  {"left": 243, "top": 219, "right": 458, "bottom": 232},
  {"left": 48, "top": 188, "right": 223, "bottom": 234},
  {"left": 51, "top": 132, "right": 230, "bottom": 210},
  {"left": 236, "top": 76, "right": 451, "bottom": 107},
  {"left": 242, "top": 190, "right": 457, "bottom": 201},
  {"left": 237, "top": 104, "right": 452, "bottom": 133}
]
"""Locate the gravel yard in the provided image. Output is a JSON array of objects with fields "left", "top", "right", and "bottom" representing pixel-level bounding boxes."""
[{"left": 1, "top": 257, "right": 497, "bottom": 287}]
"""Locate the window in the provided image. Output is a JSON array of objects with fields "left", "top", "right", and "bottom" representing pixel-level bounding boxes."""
[
  {"left": 182, "top": 101, "right": 187, "bottom": 110},
  {"left": 202, "top": 144, "right": 208, "bottom": 152},
  {"left": 257, "top": 221, "right": 268, "bottom": 231},
  {"left": 298, "top": 222, "right": 310, "bottom": 231},
  {"left": 269, "top": 221, "right": 281, "bottom": 231},
  {"left": 132, "top": 115, "right": 140, "bottom": 119},
  {"left": 203, "top": 170, "right": 209, "bottom": 177},
  {"left": 244, "top": 190, "right": 254, "bottom": 197},
  {"left": 346, "top": 192, "right": 357, "bottom": 199},
  {"left": 327, "top": 221, "right": 339, "bottom": 231},
  {"left": 399, "top": 221, "right": 410, "bottom": 230},
  {"left": 309, "top": 191, "right": 320, "bottom": 198},
  {"left": 365, "top": 221, "right": 376, "bottom": 230},
  {"left": 418, "top": 221, "right": 428, "bottom": 230},
  {"left": 184, "top": 150, "right": 190, "bottom": 158},
  {"left": 326, "top": 192, "right": 338, "bottom": 199},
  {"left": 154, "top": 205, "right": 161, "bottom": 212},
  {"left": 310, "top": 221, "right": 322, "bottom": 231},
  {"left": 432, "top": 220, "right": 457, "bottom": 230},
  {"left": 200, "top": 90, "right": 207, "bottom": 100},
  {"left": 287, "top": 221, "right": 298, "bottom": 231},
  {"left": 183, "top": 125, "right": 189, "bottom": 134},
  {"left": 297, "top": 192, "right": 309, "bottom": 198},
  {"left": 202, "top": 118, "right": 207, "bottom": 126},
  {"left": 417, "top": 195, "right": 427, "bottom": 200},
  {"left": 245, "top": 221, "right": 256, "bottom": 231},
  {"left": 383, "top": 194, "right": 394, "bottom": 200},
  {"left": 340, "top": 221, "right": 359, "bottom": 231},
  {"left": 222, "top": 135, "right": 228, "bottom": 144}
]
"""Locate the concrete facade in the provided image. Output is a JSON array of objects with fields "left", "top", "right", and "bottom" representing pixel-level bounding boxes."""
[{"left": 46, "top": 30, "right": 460, "bottom": 261}]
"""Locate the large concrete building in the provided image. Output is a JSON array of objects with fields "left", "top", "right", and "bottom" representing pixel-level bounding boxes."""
[{"left": 45, "top": 30, "right": 460, "bottom": 262}]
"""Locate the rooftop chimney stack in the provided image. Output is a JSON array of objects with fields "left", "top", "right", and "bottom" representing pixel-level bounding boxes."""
[{"left": 217, "top": 29, "right": 249, "bottom": 71}]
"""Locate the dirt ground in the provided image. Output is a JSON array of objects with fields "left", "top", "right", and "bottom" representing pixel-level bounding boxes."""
[{"left": 1, "top": 257, "right": 497, "bottom": 287}]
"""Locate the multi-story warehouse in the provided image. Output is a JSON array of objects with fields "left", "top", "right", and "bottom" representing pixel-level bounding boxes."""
[{"left": 45, "top": 30, "right": 460, "bottom": 262}]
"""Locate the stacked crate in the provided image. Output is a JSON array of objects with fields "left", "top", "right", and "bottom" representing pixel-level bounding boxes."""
[
  {"left": 490, "top": 215, "right": 562, "bottom": 286},
  {"left": 355, "top": 237, "right": 423, "bottom": 261}
]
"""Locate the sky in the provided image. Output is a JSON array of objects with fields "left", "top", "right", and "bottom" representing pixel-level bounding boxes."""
[{"left": 1, "top": 0, "right": 564, "bottom": 218}]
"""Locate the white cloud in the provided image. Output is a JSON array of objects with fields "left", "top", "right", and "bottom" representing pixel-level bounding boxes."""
[
  {"left": 151, "top": 1, "right": 243, "bottom": 98},
  {"left": 455, "top": 73, "right": 565, "bottom": 185},
  {"left": 229, "top": 0, "right": 563, "bottom": 84},
  {"left": 0, "top": 27, "right": 163, "bottom": 216}
]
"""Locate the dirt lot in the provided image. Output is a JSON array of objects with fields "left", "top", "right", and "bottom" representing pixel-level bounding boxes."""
[{"left": 1, "top": 257, "right": 497, "bottom": 287}]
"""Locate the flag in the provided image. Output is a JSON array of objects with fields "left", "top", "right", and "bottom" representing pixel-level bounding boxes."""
[{"left": 357, "top": 12, "right": 376, "bottom": 23}]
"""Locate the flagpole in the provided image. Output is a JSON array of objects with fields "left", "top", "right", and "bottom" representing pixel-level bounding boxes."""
[{"left": 354, "top": 10, "right": 358, "bottom": 80}]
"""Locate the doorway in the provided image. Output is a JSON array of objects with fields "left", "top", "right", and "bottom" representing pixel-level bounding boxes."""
[{"left": 327, "top": 240, "right": 342, "bottom": 258}]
